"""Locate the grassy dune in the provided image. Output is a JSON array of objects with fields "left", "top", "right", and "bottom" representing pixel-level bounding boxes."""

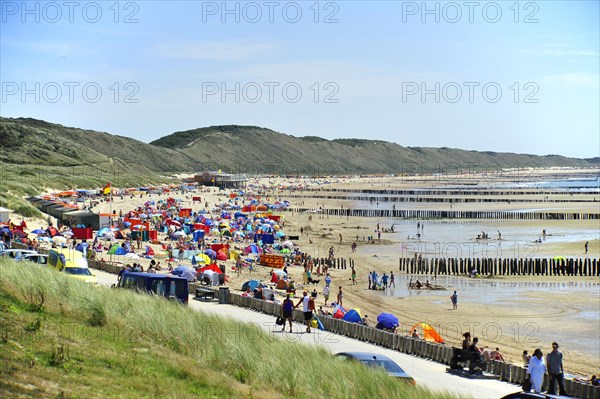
[{"left": 0, "top": 261, "right": 462, "bottom": 399}]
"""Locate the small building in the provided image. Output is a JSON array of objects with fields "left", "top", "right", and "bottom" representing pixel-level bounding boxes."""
[
  {"left": 193, "top": 171, "right": 247, "bottom": 189},
  {"left": 62, "top": 210, "right": 100, "bottom": 230},
  {"left": 0, "top": 207, "right": 10, "bottom": 223}
]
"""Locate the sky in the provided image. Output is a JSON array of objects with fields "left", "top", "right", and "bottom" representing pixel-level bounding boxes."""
[{"left": 1, "top": 1, "right": 599, "bottom": 158}]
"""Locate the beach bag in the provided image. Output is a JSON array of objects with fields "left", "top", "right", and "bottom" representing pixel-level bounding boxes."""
[
  {"left": 311, "top": 319, "right": 318, "bottom": 328},
  {"left": 275, "top": 316, "right": 284, "bottom": 326}
]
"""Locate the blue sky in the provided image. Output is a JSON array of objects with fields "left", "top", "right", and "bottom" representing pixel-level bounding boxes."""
[{"left": 1, "top": 1, "right": 598, "bottom": 158}]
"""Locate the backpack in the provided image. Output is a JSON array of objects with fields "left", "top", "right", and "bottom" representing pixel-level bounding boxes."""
[{"left": 308, "top": 298, "right": 315, "bottom": 311}]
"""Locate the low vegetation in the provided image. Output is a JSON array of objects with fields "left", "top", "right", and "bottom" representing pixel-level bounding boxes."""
[{"left": 0, "top": 261, "right": 463, "bottom": 398}]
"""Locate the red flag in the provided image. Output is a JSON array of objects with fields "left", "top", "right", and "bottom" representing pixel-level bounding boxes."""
[{"left": 103, "top": 183, "right": 111, "bottom": 196}]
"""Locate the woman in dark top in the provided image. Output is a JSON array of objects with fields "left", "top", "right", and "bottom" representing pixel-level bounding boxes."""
[
  {"left": 462, "top": 332, "right": 471, "bottom": 351},
  {"left": 281, "top": 294, "right": 294, "bottom": 332}
]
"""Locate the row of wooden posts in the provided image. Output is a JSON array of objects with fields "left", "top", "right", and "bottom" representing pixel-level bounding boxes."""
[
  {"left": 315, "top": 187, "right": 598, "bottom": 196},
  {"left": 285, "top": 207, "right": 600, "bottom": 220},
  {"left": 399, "top": 257, "right": 600, "bottom": 277},
  {"left": 283, "top": 193, "right": 595, "bottom": 204},
  {"left": 225, "top": 293, "right": 599, "bottom": 399},
  {"left": 312, "top": 257, "right": 353, "bottom": 270}
]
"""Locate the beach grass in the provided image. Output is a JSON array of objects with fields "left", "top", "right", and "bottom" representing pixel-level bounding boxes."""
[{"left": 0, "top": 259, "right": 463, "bottom": 399}]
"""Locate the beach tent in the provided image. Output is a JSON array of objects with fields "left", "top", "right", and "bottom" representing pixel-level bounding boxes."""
[
  {"left": 410, "top": 322, "right": 445, "bottom": 344},
  {"left": 241, "top": 279, "right": 261, "bottom": 292},
  {"left": 275, "top": 280, "right": 288, "bottom": 290},
  {"left": 332, "top": 305, "right": 346, "bottom": 319},
  {"left": 342, "top": 308, "right": 362, "bottom": 323}
]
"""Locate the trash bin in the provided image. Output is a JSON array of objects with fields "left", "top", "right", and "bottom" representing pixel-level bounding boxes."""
[{"left": 218, "top": 287, "right": 230, "bottom": 304}]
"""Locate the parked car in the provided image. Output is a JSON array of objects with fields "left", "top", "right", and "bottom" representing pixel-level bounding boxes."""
[
  {"left": 334, "top": 352, "right": 415, "bottom": 385},
  {"left": 20, "top": 253, "right": 49, "bottom": 265},
  {"left": 116, "top": 272, "right": 189, "bottom": 304},
  {"left": 499, "top": 392, "right": 562, "bottom": 399},
  {"left": 48, "top": 248, "right": 97, "bottom": 285},
  {"left": 0, "top": 249, "right": 40, "bottom": 260}
]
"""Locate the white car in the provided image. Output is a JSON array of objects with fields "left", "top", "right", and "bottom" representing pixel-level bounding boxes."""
[
  {"left": 20, "top": 253, "right": 49, "bottom": 265},
  {"left": 0, "top": 249, "right": 40, "bottom": 260}
]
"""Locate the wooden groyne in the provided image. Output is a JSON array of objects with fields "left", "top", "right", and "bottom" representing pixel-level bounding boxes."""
[
  {"left": 285, "top": 207, "right": 600, "bottom": 220},
  {"left": 398, "top": 257, "right": 600, "bottom": 277},
  {"left": 281, "top": 193, "right": 597, "bottom": 204}
]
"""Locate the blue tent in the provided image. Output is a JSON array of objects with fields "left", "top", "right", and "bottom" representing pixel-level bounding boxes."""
[
  {"left": 342, "top": 308, "right": 362, "bottom": 323},
  {"left": 241, "top": 279, "right": 261, "bottom": 292}
]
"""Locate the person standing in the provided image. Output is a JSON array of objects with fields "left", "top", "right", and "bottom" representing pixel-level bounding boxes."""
[
  {"left": 337, "top": 286, "right": 343, "bottom": 307},
  {"left": 546, "top": 342, "right": 567, "bottom": 395},
  {"left": 389, "top": 271, "right": 395, "bottom": 288},
  {"left": 381, "top": 273, "right": 388, "bottom": 288},
  {"left": 294, "top": 291, "right": 312, "bottom": 333},
  {"left": 368, "top": 271, "right": 372, "bottom": 290},
  {"left": 527, "top": 348, "right": 546, "bottom": 393},
  {"left": 281, "top": 294, "right": 294, "bottom": 332},
  {"left": 585, "top": 241, "right": 589, "bottom": 254},
  {"left": 323, "top": 284, "right": 330, "bottom": 306},
  {"left": 451, "top": 291, "right": 458, "bottom": 310},
  {"left": 351, "top": 266, "right": 357, "bottom": 285}
]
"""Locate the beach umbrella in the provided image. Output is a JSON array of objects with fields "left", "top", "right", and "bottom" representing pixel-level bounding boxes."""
[
  {"left": 172, "top": 231, "right": 186, "bottom": 237},
  {"left": 62, "top": 231, "right": 74, "bottom": 237},
  {"left": 132, "top": 224, "right": 147, "bottom": 230},
  {"left": 199, "top": 264, "right": 222, "bottom": 274},
  {"left": 172, "top": 266, "right": 196, "bottom": 282},
  {"left": 31, "top": 229, "right": 46, "bottom": 235},
  {"left": 377, "top": 313, "right": 399, "bottom": 330},
  {"left": 52, "top": 236, "right": 67, "bottom": 245},
  {"left": 273, "top": 269, "right": 287, "bottom": 277},
  {"left": 216, "top": 250, "right": 228, "bottom": 261},
  {"left": 124, "top": 253, "right": 140, "bottom": 260},
  {"left": 342, "top": 308, "right": 363, "bottom": 323}
]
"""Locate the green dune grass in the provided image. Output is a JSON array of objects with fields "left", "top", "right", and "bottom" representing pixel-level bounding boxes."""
[{"left": 0, "top": 261, "right": 463, "bottom": 398}]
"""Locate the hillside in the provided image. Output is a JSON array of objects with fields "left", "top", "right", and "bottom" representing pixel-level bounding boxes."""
[
  {"left": 1, "top": 117, "right": 596, "bottom": 178},
  {"left": 0, "top": 117, "right": 198, "bottom": 174},
  {"left": 152, "top": 125, "right": 597, "bottom": 174}
]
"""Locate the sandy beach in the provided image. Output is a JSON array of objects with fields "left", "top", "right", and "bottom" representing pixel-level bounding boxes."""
[{"left": 9, "top": 171, "right": 599, "bottom": 377}]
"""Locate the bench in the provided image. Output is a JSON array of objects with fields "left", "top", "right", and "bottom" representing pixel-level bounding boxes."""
[
  {"left": 195, "top": 287, "right": 216, "bottom": 300},
  {"left": 450, "top": 347, "right": 486, "bottom": 374}
]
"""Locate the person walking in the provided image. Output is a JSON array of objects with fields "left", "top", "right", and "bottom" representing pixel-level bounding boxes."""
[
  {"left": 585, "top": 241, "right": 589, "bottom": 254},
  {"left": 451, "top": 291, "right": 458, "bottom": 310},
  {"left": 527, "top": 348, "right": 546, "bottom": 393},
  {"left": 368, "top": 271, "right": 372, "bottom": 290},
  {"left": 280, "top": 294, "right": 294, "bottom": 332},
  {"left": 389, "top": 271, "right": 395, "bottom": 288},
  {"left": 337, "top": 286, "right": 343, "bottom": 307},
  {"left": 351, "top": 266, "right": 357, "bottom": 285},
  {"left": 546, "top": 342, "right": 567, "bottom": 395}
]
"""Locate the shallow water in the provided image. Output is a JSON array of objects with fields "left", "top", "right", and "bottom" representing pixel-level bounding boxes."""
[{"left": 352, "top": 219, "right": 599, "bottom": 258}]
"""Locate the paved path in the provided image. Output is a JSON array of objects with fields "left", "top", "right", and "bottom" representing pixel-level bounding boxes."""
[{"left": 94, "top": 268, "right": 521, "bottom": 398}]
